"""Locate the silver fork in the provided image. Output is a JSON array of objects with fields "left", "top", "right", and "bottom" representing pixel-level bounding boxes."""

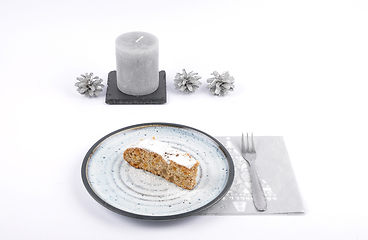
[{"left": 241, "top": 133, "right": 267, "bottom": 211}]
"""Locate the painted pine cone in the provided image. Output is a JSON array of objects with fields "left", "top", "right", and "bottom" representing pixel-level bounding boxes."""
[
  {"left": 173, "top": 69, "right": 202, "bottom": 93},
  {"left": 207, "top": 71, "right": 234, "bottom": 96},
  {"left": 75, "top": 73, "right": 104, "bottom": 97}
]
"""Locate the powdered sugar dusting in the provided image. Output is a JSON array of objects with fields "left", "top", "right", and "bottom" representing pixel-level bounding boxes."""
[{"left": 130, "top": 138, "right": 198, "bottom": 169}]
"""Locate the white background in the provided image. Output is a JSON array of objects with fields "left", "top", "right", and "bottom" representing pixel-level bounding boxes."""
[{"left": 1, "top": 0, "right": 367, "bottom": 239}]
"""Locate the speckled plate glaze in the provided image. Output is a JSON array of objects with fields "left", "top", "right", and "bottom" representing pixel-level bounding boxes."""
[{"left": 81, "top": 123, "right": 234, "bottom": 220}]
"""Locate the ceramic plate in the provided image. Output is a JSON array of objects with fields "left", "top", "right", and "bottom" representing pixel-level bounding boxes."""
[{"left": 81, "top": 123, "right": 234, "bottom": 220}]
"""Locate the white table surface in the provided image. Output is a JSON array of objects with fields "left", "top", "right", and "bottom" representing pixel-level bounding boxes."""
[{"left": 1, "top": 0, "right": 367, "bottom": 239}]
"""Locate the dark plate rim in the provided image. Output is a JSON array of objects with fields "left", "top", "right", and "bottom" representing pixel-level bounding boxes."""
[{"left": 81, "top": 122, "right": 234, "bottom": 221}]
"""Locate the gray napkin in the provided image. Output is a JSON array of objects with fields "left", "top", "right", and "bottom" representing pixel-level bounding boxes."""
[{"left": 197, "top": 136, "right": 305, "bottom": 215}]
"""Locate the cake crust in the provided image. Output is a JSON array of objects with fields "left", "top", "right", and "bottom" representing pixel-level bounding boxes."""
[{"left": 123, "top": 139, "right": 199, "bottom": 190}]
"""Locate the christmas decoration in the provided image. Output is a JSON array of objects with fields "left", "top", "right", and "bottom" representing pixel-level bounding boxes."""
[
  {"left": 75, "top": 73, "right": 104, "bottom": 97},
  {"left": 173, "top": 69, "right": 202, "bottom": 93},
  {"left": 206, "top": 71, "right": 235, "bottom": 96}
]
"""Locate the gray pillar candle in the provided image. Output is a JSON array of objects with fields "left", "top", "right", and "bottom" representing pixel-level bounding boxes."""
[{"left": 115, "top": 31, "right": 159, "bottom": 95}]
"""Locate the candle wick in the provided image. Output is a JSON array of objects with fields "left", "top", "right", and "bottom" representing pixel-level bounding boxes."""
[{"left": 135, "top": 36, "right": 144, "bottom": 43}]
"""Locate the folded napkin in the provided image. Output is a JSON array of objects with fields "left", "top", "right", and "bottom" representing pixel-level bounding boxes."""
[{"left": 197, "top": 136, "right": 305, "bottom": 215}]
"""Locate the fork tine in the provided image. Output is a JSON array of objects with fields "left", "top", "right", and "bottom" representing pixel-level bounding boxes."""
[
  {"left": 251, "top": 132, "right": 256, "bottom": 153},
  {"left": 247, "top": 132, "right": 250, "bottom": 152}
]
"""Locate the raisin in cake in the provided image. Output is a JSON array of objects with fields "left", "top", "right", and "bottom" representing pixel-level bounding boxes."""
[{"left": 123, "top": 138, "right": 199, "bottom": 190}]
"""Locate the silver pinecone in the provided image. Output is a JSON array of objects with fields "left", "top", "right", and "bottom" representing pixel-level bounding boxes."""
[
  {"left": 174, "top": 69, "right": 202, "bottom": 93},
  {"left": 207, "top": 71, "right": 235, "bottom": 96},
  {"left": 75, "top": 73, "right": 104, "bottom": 97}
]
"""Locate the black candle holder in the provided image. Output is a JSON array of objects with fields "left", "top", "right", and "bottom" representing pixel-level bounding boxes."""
[{"left": 105, "top": 70, "right": 167, "bottom": 104}]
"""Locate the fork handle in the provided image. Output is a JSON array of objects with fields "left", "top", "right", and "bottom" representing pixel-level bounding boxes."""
[{"left": 249, "top": 162, "right": 267, "bottom": 211}]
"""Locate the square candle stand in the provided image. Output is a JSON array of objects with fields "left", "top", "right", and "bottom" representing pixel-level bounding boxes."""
[{"left": 105, "top": 70, "right": 167, "bottom": 104}]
